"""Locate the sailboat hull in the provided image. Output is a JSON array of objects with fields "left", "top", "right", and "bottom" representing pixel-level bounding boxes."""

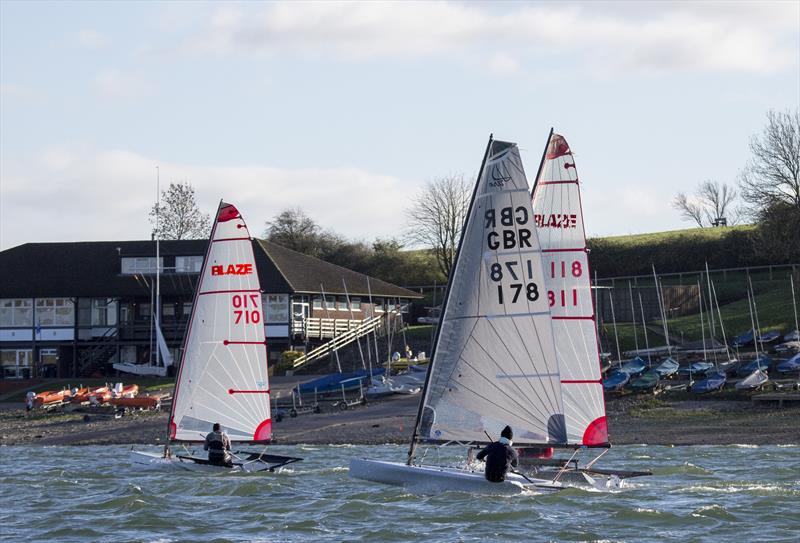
[
  {"left": 349, "top": 458, "right": 562, "bottom": 495},
  {"left": 130, "top": 450, "right": 299, "bottom": 473}
]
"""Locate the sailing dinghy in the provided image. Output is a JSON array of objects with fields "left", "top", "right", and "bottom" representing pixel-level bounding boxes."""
[
  {"left": 131, "top": 202, "right": 301, "bottom": 472},
  {"left": 350, "top": 138, "right": 570, "bottom": 494}
]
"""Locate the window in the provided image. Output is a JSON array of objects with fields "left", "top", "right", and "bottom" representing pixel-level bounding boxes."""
[
  {"left": 35, "top": 298, "right": 75, "bottom": 326},
  {"left": 92, "top": 299, "right": 118, "bottom": 326},
  {"left": 0, "top": 299, "right": 33, "bottom": 327},
  {"left": 182, "top": 302, "right": 193, "bottom": 318},
  {"left": 399, "top": 299, "right": 410, "bottom": 313},
  {"left": 138, "top": 302, "right": 151, "bottom": 320},
  {"left": 121, "top": 257, "right": 163, "bottom": 274},
  {"left": 324, "top": 295, "right": 336, "bottom": 310},
  {"left": 337, "top": 296, "right": 348, "bottom": 311},
  {"left": 351, "top": 297, "right": 362, "bottom": 311},
  {"left": 265, "top": 294, "right": 289, "bottom": 323},
  {"left": 312, "top": 296, "right": 322, "bottom": 310},
  {"left": 374, "top": 299, "right": 384, "bottom": 313},
  {"left": 175, "top": 256, "right": 203, "bottom": 273},
  {"left": 387, "top": 300, "right": 397, "bottom": 313},
  {"left": 161, "top": 302, "right": 176, "bottom": 318}
]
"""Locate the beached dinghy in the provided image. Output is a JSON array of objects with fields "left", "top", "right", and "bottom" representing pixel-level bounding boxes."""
[
  {"left": 603, "top": 370, "right": 630, "bottom": 391},
  {"left": 776, "top": 352, "right": 800, "bottom": 374},
  {"left": 131, "top": 202, "right": 300, "bottom": 472},
  {"left": 351, "top": 138, "right": 572, "bottom": 494},
  {"left": 653, "top": 357, "right": 679, "bottom": 378},
  {"left": 690, "top": 371, "right": 727, "bottom": 393},
  {"left": 628, "top": 370, "right": 660, "bottom": 392}
]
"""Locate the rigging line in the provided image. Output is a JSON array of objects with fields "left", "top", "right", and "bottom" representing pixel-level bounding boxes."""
[
  {"left": 460, "top": 341, "right": 557, "bottom": 424},
  {"left": 431, "top": 318, "right": 480, "bottom": 396},
  {"left": 507, "top": 308, "right": 562, "bottom": 412},
  {"left": 477, "top": 321, "right": 559, "bottom": 422},
  {"left": 194, "top": 348, "right": 261, "bottom": 426}
]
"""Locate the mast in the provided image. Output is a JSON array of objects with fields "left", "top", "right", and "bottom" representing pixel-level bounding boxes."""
[
  {"left": 608, "top": 289, "right": 621, "bottom": 362},
  {"left": 710, "top": 278, "right": 733, "bottom": 361},
  {"left": 366, "top": 278, "right": 381, "bottom": 373},
  {"left": 155, "top": 166, "right": 161, "bottom": 369},
  {"left": 698, "top": 281, "right": 708, "bottom": 367},
  {"left": 638, "top": 292, "right": 651, "bottom": 365},
  {"left": 406, "top": 134, "right": 493, "bottom": 465},
  {"left": 165, "top": 200, "right": 224, "bottom": 451},
  {"left": 746, "top": 288, "right": 760, "bottom": 363},
  {"left": 342, "top": 279, "right": 367, "bottom": 371},
  {"left": 320, "top": 284, "right": 342, "bottom": 373},
  {"left": 529, "top": 127, "right": 554, "bottom": 198},
  {"left": 791, "top": 275, "right": 799, "bottom": 338},
  {"left": 651, "top": 265, "right": 670, "bottom": 354},
  {"left": 628, "top": 281, "right": 639, "bottom": 353},
  {"left": 748, "top": 275, "right": 765, "bottom": 361}
]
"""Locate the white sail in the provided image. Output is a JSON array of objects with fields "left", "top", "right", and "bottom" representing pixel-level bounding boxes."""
[
  {"left": 417, "top": 139, "right": 566, "bottom": 446},
  {"left": 169, "top": 202, "right": 271, "bottom": 443},
  {"left": 531, "top": 133, "right": 609, "bottom": 446}
]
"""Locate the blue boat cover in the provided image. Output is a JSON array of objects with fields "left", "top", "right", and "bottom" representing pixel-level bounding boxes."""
[
  {"left": 776, "top": 353, "right": 800, "bottom": 373},
  {"left": 678, "top": 361, "right": 714, "bottom": 375},
  {"left": 736, "top": 356, "right": 772, "bottom": 376},
  {"left": 653, "top": 357, "right": 679, "bottom": 377},
  {"left": 603, "top": 371, "right": 630, "bottom": 391},
  {"left": 732, "top": 330, "right": 754, "bottom": 347},
  {"left": 296, "top": 368, "right": 386, "bottom": 394},
  {"left": 618, "top": 357, "right": 647, "bottom": 375},
  {"left": 691, "top": 371, "right": 727, "bottom": 393}
]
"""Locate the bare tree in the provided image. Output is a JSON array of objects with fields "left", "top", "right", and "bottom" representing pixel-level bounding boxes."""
[
  {"left": 149, "top": 181, "right": 210, "bottom": 240},
  {"left": 739, "top": 109, "right": 800, "bottom": 213},
  {"left": 263, "top": 207, "right": 344, "bottom": 259},
  {"left": 672, "top": 192, "right": 705, "bottom": 227},
  {"left": 673, "top": 180, "right": 739, "bottom": 227},
  {"left": 405, "top": 175, "right": 471, "bottom": 277}
]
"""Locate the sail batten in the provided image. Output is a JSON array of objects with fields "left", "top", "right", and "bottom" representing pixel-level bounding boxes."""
[
  {"left": 414, "top": 139, "right": 567, "bottom": 447},
  {"left": 169, "top": 202, "right": 271, "bottom": 443},
  {"left": 531, "top": 133, "right": 609, "bottom": 447}
]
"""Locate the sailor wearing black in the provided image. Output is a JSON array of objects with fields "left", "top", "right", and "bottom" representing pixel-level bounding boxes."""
[
  {"left": 204, "top": 423, "right": 232, "bottom": 466},
  {"left": 476, "top": 425, "right": 518, "bottom": 483}
]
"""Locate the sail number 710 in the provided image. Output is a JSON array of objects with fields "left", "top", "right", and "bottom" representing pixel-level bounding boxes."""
[
  {"left": 232, "top": 294, "right": 261, "bottom": 324},
  {"left": 489, "top": 261, "right": 539, "bottom": 304}
]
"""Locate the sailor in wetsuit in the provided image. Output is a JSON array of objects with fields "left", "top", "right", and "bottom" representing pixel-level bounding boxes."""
[
  {"left": 476, "top": 425, "right": 519, "bottom": 482},
  {"left": 204, "top": 422, "right": 232, "bottom": 466}
]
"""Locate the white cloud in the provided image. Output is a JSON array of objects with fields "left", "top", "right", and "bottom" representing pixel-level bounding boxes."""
[
  {"left": 0, "top": 147, "right": 413, "bottom": 250},
  {"left": 487, "top": 53, "right": 521, "bottom": 75},
  {"left": 93, "top": 69, "right": 154, "bottom": 100},
  {"left": 170, "top": 1, "right": 798, "bottom": 74},
  {"left": 76, "top": 29, "right": 109, "bottom": 49}
]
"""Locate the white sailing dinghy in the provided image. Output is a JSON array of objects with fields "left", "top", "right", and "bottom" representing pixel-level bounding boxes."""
[
  {"left": 350, "top": 137, "right": 568, "bottom": 494},
  {"left": 528, "top": 131, "right": 650, "bottom": 483},
  {"left": 131, "top": 202, "right": 301, "bottom": 472}
]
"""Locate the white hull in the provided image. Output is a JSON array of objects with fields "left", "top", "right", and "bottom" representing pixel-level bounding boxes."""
[
  {"left": 130, "top": 450, "right": 278, "bottom": 473},
  {"left": 349, "top": 458, "right": 562, "bottom": 495},
  {"left": 735, "top": 369, "right": 769, "bottom": 390},
  {"left": 114, "top": 363, "right": 167, "bottom": 377}
]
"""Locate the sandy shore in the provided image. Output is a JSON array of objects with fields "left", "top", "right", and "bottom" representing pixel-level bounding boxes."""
[{"left": 1, "top": 392, "right": 798, "bottom": 447}]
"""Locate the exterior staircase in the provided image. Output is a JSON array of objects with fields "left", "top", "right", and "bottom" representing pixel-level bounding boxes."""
[{"left": 291, "top": 316, "right": 384, "bottom": 369}]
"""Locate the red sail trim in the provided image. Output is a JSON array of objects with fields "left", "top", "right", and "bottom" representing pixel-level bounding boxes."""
[
  {"left": 582, "top": 416, "right": 609, "bottom": 446},
  {"left": 198, "top": 289, "right": 261, "bottom": 296},
  {"left": 223, "top": 340, "right": 267, "bottom": 345},
  {"left": 213, "top": 237, "right": 251, "bottom": 242},
  {"left": 546, "top": 135, "right": 572, "bottom": 159},
  {"left": 253, "top": 419, "right": 272, "bottom": 441},
  {"left": 228, "top": 389, "right": 271, "bottom": 395},
  {"left": 169, "top": 419, "right": 177, "bottom": 440},
  {"left": 217, "top": 204, "right": 241, "bottom": 222},
  {"left": 539, "top": 180, "right": 578, "bottom": 185}
]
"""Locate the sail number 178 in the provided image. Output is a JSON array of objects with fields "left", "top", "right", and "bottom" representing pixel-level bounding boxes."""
[
  {"left": 489, "top": 261, "right": 539, "bottom": 304},
  {"left": 232, "top": 294, "right": 261, "bottom": 324}
]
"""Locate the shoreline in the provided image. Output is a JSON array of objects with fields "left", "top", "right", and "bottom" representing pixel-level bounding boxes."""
[{"left": 2, "top": 394, "right": 798, "bottom": 448}]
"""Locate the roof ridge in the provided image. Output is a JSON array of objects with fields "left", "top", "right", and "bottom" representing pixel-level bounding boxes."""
[{"left": 255, "top": 239, "right": 297, "bottom": 292}]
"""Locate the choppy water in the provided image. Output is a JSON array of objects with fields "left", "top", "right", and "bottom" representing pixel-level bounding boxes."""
[{"left": 0, "top": 444, "right": 798, "bottom": 542}]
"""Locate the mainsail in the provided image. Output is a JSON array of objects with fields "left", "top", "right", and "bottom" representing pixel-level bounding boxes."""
[
  {"left": 531, "top": 133, "right": 609, "bottom": 446},
  {"left": 415, "top": 139, "right": 566, "bottom": 447},
  {"left": 169, "top": 202, "right": 271, "bottom": 443}
]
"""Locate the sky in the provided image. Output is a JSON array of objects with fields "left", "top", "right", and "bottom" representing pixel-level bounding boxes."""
[{"left": 1, "top": 0, "right": 798, "bottom": 251}]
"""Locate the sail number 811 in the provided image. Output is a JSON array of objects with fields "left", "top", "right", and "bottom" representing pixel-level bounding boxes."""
[
  {"left": 489, "top": 262, "right": 539, "bottom": 304},
  {"left": 232, "top": 294, "right": 261, "bottom": 325}
]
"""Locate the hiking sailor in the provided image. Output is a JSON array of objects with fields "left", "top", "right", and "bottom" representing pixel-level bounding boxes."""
[
  {"left": 204, "top": 423, "right": 232, "bottom": 466},
  {"left": 476, "top": 425, "right": 519, "bottom": 483}
]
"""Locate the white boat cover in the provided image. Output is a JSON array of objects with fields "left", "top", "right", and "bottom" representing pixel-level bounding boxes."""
[
  {"left": 531, "top": 134, "right": 609, "bottom": 446},
  {"left": 417, "top": 140, "right": 566, "bottom": 446},
  {"left": 169, "top": 202, "right": 271, "bottom": 443}
]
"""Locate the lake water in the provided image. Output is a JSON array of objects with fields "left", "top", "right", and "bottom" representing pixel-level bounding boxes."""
[{"left": 1, "top": 444, "right": 798, "bottom": 542}]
